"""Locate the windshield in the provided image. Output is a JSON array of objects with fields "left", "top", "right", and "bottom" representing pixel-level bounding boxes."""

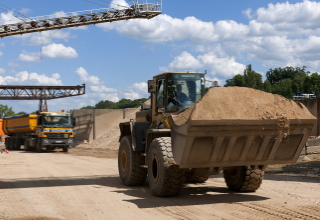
[
  {"left": 165, "top": 73, "right": 204, "bottom": 112},
  {"left": 42, "top": 115, "right": 73, "bottom": 128}
]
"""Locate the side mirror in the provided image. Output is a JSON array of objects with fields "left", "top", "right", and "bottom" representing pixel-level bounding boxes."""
[
  {"left": 148, "top": 80, "right": 155, "bottom": 93},
  {"left": 73, "top": 118, "right": 76, "bottom": 127}
]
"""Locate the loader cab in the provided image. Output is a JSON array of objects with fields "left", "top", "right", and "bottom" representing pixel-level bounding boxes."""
[{"left": 150, "top": 72, "right": 205, "bottom": 113}]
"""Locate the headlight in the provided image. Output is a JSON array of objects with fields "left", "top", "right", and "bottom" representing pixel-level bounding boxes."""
[{"left": 67, "top": 139, "right": 73, "bottom": 143}]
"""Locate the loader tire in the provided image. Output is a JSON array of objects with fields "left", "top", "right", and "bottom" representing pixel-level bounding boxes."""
[
  {"left": 185, "top": 173, "right": 210, "bottom": 183},
  {"left": 148, "top": 137, "right": 184, "bottom": 197},
  {"left": 223, "top": 166, "right": 264, "bottom": 192},
  {"left": 118, "top": 136, "right": 147, "bottom": 186}
]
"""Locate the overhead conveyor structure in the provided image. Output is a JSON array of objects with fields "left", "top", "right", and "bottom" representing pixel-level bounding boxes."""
[
  {"left": 0, "top": 84, "right": 86, "bottom": 100},
  {"left": 0, "top": 0, "right": 162, "bottom": 38}
]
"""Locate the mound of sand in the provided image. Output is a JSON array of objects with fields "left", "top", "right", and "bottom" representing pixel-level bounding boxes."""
[{"left": 172, "top": 87, "right": 315, "bottom": 126}]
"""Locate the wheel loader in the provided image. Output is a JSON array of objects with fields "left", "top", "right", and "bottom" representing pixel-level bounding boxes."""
[{"left": 118, "top": 72, "right": 316, "bottom": 197}]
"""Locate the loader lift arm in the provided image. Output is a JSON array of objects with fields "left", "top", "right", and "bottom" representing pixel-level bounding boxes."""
[{"left": 0, "top": 1, "right": 162, "bottom": 38}]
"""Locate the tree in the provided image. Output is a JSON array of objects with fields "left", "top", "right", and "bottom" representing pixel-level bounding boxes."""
[
  {"left": 225, "top": 74, "right": 245, "bottom": 87},
  {"left": 14, "top": 111, "right": 27, "bottom": 116},
  {"left": 80, "top": 106, "right": 95, "bottom": 109},
  {"left": 95, "top": 100, "right": 114, "bottom": 109},
  {"left": 243, "top": 64, "right": 263, "bottom": 90},
  {"left": 0, "top": 104, "right": 15, "bottom": 118},
  {"left": 271, "top": 79, "right": 293, "bottom": 98}
]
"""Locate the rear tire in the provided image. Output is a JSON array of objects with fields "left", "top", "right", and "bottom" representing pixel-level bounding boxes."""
[
  {"left": 5, "top": 137, "right": 11, "bottom": 150},
  {"left": 118, "top": 136, "right": 147, "bottom": 186},
  {"left": 24, "top": 139, "right": 30, "bottom": 151},
  {"left": 15, "top": 138, "right": 22, "bottom": 150},
  {"left": 148, "top": 137, "right": 184, "bottom": 197},
  {"left": 223, "top": 166, "right": 264, "bottom": 192}
]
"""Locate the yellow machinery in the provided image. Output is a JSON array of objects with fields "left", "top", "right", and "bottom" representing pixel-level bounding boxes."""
[
  {"left": 118, "top": 72, "right": 316, "bottom": 197},
  {"left": 3, "top": 112, "right": 74, "bottom": 152}
]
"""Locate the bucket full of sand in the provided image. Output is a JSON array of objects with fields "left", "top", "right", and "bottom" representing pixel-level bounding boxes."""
[{"left": 169, "top": 87, "right": 316, "bottom": 169}]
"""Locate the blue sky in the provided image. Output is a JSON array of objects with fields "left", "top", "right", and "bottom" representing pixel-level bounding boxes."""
[{"left": 0, "top": 0, "right": 320, "bottom": 112}]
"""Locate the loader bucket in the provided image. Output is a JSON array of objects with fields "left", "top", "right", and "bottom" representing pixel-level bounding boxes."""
[{"left": 169, "top": 117, "right": 316, "bottom": 169}]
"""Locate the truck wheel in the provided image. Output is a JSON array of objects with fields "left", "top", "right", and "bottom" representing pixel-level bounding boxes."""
[
  {"left": 15, "top": 138, "right": 22, "bottom": 150},
  {"left": 185, "top": 173, "right": 210, "bottom": 183},
  {"left": 148, "top": 137, "right": 184, "bottom": 197},
  {"left": 63, "top": 146, "right": 69, "bottom": 152},
  {"left": 223, "top": 166, "right": 264, "bottom": 192},
  {"left": 5, "top": 138, "right": 11, "bottom": 150},
  {"left": 36, "top": 139, "right": 42, "bottom": 153},
  {"left": 24, "top": 139, "right": 30, "bottom": 151},
  {"left": 118, "top": 136, "right": 147, "bottom": 186}
]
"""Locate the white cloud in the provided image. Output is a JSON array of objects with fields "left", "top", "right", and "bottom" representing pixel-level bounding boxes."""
[
  {"left": 95, "top": 0, "right": 320, "bottom": 70},
  {"left": 0, "top": 68, "right": 5, "bottom": 75},
  {"left": 0, "top": 71, "right": 63, "bottom": 85},
  {"left": 75, "top": 67, "right": 102, "bottom": 85},
  {"left": 161, "top": 52, "right": 202, "bottom": 71},
  {"left": 42, "top": 43, "right": 78, "bottom": 59},
  {"left": 110, "top": 0, "right": 130, "bottom": 10},
  {"left": 0, "top": 43, "right": 4, "bottom": 47},
  {"left": 19, "top": 52, "right": 41, "bottom": 62},
  {"left": 0, "top": 51, "right": 3, "bottom": 57},
  {"left": 74, "top": 67, "right": 149, "bottom": 107},
  {"left": 18, "top": 44, "right": 78, "bottom": 61},
  {"left": 161, "top": 51, "right": 245, "bottom": 79}
]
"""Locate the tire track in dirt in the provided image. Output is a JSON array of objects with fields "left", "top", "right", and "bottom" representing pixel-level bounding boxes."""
[{"left": 238, "top": 202, "right": 320, "bottom": 220}]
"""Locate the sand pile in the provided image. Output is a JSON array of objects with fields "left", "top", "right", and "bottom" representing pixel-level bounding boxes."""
[
  {"left": 76, "top": 108, "right": 140, "bottom": 150},
  {"left": 172, "top": 87, "right": 315, "bottom": 126}
]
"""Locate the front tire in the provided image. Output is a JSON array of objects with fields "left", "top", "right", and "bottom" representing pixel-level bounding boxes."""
[
  {"left": 36, "top": 138, "right": 43, "bottom": 153},
  {"left": 118, "top": 136, "right": 147, "bottom": 186},
  {"left": 63, "top": 145, "right": 69, "bottom": 152},
  {"left": 147, "top": 137, "right": 184, "bottom": 197},
  {"left": 223, "top": 166, "right": 264, "bottom": 192}
]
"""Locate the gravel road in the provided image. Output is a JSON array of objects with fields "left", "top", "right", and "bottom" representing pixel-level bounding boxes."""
[{"left": 0, "top": 149, "right": 319, "bottom": 220}]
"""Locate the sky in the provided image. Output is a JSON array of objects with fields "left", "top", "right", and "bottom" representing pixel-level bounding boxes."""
[{"left": 0, "top": 0, "right": 320, "bottom": 112}]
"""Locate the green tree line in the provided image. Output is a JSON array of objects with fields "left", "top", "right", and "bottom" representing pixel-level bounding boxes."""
[
  {"left": 225, "top": 65, "right": 320, "bottom": 99},
  {"left": 81, "top": 98, "right": 148, "bottom": 109},
  {"left": 0, "top": 104, "right": 27, "bottom": 118}
]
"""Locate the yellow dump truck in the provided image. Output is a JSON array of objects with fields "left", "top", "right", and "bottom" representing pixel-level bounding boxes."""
[{"left": 3, "top": 112, "right": 74, "bottom": 152}]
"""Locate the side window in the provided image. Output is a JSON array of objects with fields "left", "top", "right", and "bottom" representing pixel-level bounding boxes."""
[{"left": 156, "top": 80, "right": 165, "bottom": 106}]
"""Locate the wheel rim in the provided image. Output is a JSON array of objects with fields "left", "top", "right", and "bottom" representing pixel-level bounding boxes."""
[
  {"left": 121, "top": 149, "right": 127, "bottom": 174},
  {"left": 151, "top": 154, "right": 159, "bottom": 183}
]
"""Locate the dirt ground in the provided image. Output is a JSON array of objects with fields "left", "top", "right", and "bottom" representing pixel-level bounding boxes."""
[
  {"left": 0, "top": 144, "right": 319, "bottom": 220},
  {"left": 1, "top": 108, "right": 319, "bottom": 220}
]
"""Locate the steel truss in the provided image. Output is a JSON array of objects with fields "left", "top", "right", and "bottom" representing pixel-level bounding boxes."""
[
  {"left": 0, "top": 84, "right": 85, "bottom": 100},
  {"left": 0, "top": 1, "right": 162, "bottom": 38}
]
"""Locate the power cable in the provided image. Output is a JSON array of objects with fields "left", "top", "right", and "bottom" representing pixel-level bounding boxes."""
[
  {"left": 98, "top": 0, "right": 130, "bottom": 9},
  {"left": 0, "top": 6, "right": 26, "bottom": 22},
  {"left": 0, "top": 2, "right": 34, "bottom": 21},
  {"left": 83, "top": 0, "right": 109, "bottom": 8},
  {"left": 83, "top": 0, "right": 130, "bottom": 10}
]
